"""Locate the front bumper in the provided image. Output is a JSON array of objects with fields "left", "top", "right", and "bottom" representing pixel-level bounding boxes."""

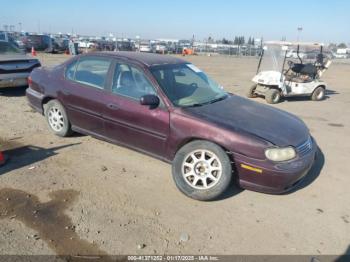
[
  {"left": 233, "top": 139, "right": 318, "bottom": 194},
  {"left": 0, "top": 72, "right": 30, "bottom": 88}
]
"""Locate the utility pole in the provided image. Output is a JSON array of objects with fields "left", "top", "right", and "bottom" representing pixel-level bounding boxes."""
[{"left": 297, "top": 26, "right": 303, "bottom": 43}]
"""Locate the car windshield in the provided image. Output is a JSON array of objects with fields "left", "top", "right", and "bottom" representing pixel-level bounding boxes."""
[
  {"left": 0, "top": 41, "right": 22, "bottom": 54},
  {"left": 151, "top": 63, "right": 227, "bottom": 107}
]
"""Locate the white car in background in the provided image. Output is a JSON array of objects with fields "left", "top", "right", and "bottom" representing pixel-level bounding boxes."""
[
  {"left": 286, "top": 50, "right": 307, "bottom": 59},
  {"left": 155, "top": 43, "right": 168, "bottom": 53},
  {"left": 77, "top": 41, "right": 95, "bottom": 49},
  {"left": 139, "top": 42, "right": 153, "bottom": 52},
  {"left": 332, "top": 52, "right": 348, "bottom": 59}
]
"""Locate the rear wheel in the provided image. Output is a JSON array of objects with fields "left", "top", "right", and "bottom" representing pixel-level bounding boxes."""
[
  {"left": 247, "top": 84, "right": 258, "bottom": 98},
  {"left": 172, "top": 140, "right": 232, "bottom": 201},
  {"left": 44, "top": 99, "right": 73, "bottom": 137},
  {"left": 311, "top": 86, "right": 325, "bottom": 101},
  {"left": 265, "top": 89, "right": 281, "bottom": 104}
]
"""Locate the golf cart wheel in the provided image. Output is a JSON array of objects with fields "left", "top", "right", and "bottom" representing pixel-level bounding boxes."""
[
  {"left": 265, "top": 89, "right": 281, "bottom": 104},
  {"left": 44, "top": 99, "right": 73, "bottom": 137},
  {"left": 172, "top": 140, "right": 232, "bottom": 201},
  {"left": 247, "top": 84, "right": 258, "bottom": 98},
  {"left": 311, "top": 86, "right": 325, "bottom": 101}
]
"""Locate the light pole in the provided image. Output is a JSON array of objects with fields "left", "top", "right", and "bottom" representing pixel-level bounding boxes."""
[
  {"left": 136, "top": 35, "right": 140, "bottom": 52},
  {"left": 297, "top": 26, "right": 303, "bottom": 43}
]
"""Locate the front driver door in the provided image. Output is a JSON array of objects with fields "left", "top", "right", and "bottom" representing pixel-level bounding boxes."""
[{"left": 103, "top": 62, "right": 170, "bottom": 158}]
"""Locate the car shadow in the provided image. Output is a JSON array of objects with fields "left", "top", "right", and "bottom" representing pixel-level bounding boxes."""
[
  {"left": 214, "top": 174, "right": 244, "bottom": 201},
  {"left": 284, "top": 146, "right": 325, "bottom": 194},
  {"left": 0, "top": 86, "right": 28, "bottom": 97},
  {"left": 335, "top": 245, "right": 350, "bottom": 262},
  {"left": 0, "top": 143, "right": 80, "bottom": 176},
  {"left": 283, "top": 89, "right": 339, "bottom": 102},
  {"left": 326, "top": 89, "right": 339, "bottom": 96}
]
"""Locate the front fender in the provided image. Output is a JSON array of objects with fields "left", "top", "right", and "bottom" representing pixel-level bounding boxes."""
[{"left": 167, "top": 110, "right": 271, "bottom": 161}]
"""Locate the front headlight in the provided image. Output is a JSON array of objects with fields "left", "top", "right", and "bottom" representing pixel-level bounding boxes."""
[{"left": 265, "top": 147, "right": 296, "bottom": 162}]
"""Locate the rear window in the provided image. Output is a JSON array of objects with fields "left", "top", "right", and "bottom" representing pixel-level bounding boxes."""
[{"left": 71, "top": 58, "right": 111, "bottom": 89}]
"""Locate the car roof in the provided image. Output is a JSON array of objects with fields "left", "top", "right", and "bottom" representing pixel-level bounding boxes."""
[{"left": 87, "top": 51, "right": 187, "bottom": 67}]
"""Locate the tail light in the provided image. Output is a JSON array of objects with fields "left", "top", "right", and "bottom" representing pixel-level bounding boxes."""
[{"left": 27, "top": 76, "right": 33, "bottom": 86}]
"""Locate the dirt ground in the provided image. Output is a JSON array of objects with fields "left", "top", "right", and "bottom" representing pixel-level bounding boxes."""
[{"left": 0, "top": 53, "right": 349, "bottom": 257}]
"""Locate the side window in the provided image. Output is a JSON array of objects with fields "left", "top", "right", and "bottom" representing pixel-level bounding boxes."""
[
  {"left": 112, "top": 63, "right": 156, "bottom": 99},
  {"left": 74, "top": 58, "right": 111, "bottom": 89},
  {"left": 65, "top": 60, "right": 78, "bottom": 80}
]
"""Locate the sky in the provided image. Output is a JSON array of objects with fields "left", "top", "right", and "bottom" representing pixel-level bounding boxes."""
[{"left": 1, "top": 0, "right": 349, "bottom": 43}]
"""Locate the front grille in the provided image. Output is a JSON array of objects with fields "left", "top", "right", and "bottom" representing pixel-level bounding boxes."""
[{"left": 297, "top": 137, "right": 313, "bottom": 157}]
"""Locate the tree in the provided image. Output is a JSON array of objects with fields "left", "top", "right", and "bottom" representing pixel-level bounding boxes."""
[
  {"left": 238, "top": 36, "right": 245, "bottom": 45},
  {"left": 248, "top": 37, "right": 252, "bottom": 45},
  {"left": 338, "top": 43, "right": 347, "bottom": 48},
  {"left": 328, "top": 43, "right": 337, "bottom": 52},
  {"left": 207, "top": 36, "right": 214, "bottom": 43},
  {"left": 222, "top": 38, "right": 230, "bottom": 45}
]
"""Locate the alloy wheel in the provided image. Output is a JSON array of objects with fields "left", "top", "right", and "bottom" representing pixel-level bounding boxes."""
[
  {"left": 181, "top": 149, "right": 222, "bottom": 190},
  {"left": 48, "top": 106, "right": 65, "bottom": 132}
]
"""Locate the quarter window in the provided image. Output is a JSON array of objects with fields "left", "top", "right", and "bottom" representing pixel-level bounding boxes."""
[
  {"left": 73, "top": 58, "right": 111, "bottom": 89},
  {"left": 112, "top": 63, "right": 156, "bottom": 99}
]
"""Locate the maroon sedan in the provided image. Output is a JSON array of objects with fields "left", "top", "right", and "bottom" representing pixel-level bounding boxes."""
[{"left": 26, "top": 52, "right": 317, "bottom": 200}]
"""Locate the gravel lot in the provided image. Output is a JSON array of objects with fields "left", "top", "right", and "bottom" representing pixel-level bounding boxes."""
[{"left": 0, "top": 53, "right": 349, "bottom": 257}]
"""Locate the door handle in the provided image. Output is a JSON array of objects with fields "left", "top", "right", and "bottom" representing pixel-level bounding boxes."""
[{"left": 107, "top": 103, "right": 119, "bottom": 110}]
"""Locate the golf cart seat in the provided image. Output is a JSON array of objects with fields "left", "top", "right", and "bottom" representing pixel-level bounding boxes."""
[{"left": 291, "top": 63, "right": 318, "bottom": 78}]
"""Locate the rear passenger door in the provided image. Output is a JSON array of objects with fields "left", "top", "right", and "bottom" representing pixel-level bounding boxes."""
[
  {"left": 60, "top": 56, "right": 112, "bottom": 136},
  {"left": 103, "top": 61, "right": 170, "bottom": 157}
]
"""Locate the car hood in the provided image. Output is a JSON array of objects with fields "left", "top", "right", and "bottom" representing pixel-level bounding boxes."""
[{"left": 182, "top": 95, "right": 309, "bottom": 147}]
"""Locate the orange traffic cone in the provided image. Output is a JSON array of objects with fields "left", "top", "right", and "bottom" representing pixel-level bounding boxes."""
[
  {"left": 31, "top": 46, "right": 37, "bottom": 56},
  {"left": 0, "top": 151, "right": 5, "bottom": 166}
]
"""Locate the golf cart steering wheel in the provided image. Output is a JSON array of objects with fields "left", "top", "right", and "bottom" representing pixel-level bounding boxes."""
[
  {"left": 287, "top": 60, "right": 294, "bottom": 68},
  {"left": 190, "top": 83, "right": 198, "bottom": 88}
]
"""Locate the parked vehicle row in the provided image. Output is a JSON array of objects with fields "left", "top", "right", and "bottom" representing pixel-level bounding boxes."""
[{"left": 0, "top": 37, "right": 41, "bottom": 88}]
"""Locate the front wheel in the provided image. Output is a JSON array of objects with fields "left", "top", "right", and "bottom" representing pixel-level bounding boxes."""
[
  {"left": 172, "top": 140, "right": 232, "bottom": 201},
  {"left": 44, "top": 99, "right": 73, "bottom": 137},
  {"left": 265, "top": 89, "right": 281, "bottom": 104},
  {"left": 311, "top": 86, "right": 325, "bottom": 101},
  {"left": 247, "top": 84, "right": 258, "bottom": 98}
]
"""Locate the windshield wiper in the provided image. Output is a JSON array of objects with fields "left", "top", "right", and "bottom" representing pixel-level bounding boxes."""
[
  {"left": 184, "top": 95, "right": 228, "bottom": 108},
  {"left": 207, "top": 95, "right": 228, "bottom": 104}
]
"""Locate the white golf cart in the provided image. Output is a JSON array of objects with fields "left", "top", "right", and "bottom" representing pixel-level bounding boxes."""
[{"left": 247, "top": 42, "right": 332, "bottom": 104}]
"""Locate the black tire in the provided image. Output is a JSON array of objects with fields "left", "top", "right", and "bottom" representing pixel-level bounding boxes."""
[
  {"left": 44, "top": 99, "right": 73, "bottom": 137},
  {"left": 247, "top": 84, "right": 258, "bottom": 98},
  {"left": 311, "top": 86, "right": 325, "bottom": 101},
  {"left": 265, "top": 89, "right": 281, "bottom": 104},
  {"left": 172, "top": 140, "right": 232, "bottom": 201}
]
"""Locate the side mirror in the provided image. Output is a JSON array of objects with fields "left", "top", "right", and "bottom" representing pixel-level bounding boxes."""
[{"left": 140, "top": 94, "right": 160, "bottom": 107}]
